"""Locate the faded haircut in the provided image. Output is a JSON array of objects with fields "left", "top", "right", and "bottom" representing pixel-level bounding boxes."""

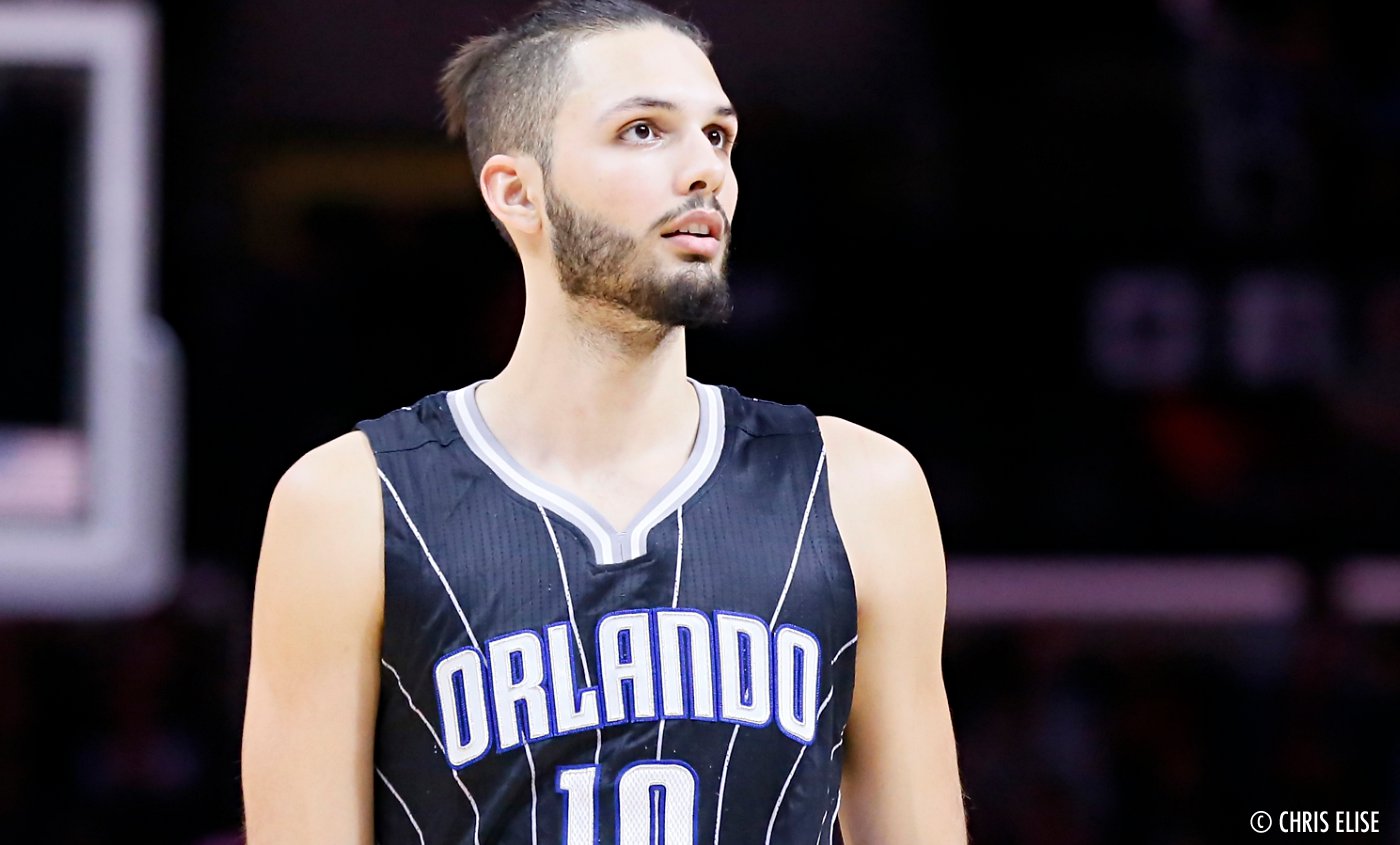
[{"left": 439, "top": 0, "right": 710, "bottom": 247}]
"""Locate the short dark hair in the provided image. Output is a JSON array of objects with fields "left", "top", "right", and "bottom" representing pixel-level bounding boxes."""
[{"left": 439, "top": 0, "right": 710, "bottom": 243}]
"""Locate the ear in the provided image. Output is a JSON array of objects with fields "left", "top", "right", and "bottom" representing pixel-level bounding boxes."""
[{"left": 479, "top": 153, "right": 543, "bottom": 239}]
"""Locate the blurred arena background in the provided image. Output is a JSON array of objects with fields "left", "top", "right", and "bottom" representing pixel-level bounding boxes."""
[{"left": 2, "top": 0, "right": 1399, "bottom": 841}]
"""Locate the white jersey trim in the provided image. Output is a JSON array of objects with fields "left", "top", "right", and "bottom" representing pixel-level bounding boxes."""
[{"left": 447, "top": 379, "right": 725, "bottom": 566}]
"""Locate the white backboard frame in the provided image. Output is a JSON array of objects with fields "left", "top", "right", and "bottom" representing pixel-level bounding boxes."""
[{"left": 0, "top": 2, "right": 179, "bottom": 616}]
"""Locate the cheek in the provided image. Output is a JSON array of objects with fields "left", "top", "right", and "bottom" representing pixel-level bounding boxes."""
[
  {"left": 594, "top": 174, "right": 651, "bottom": 214},
  {"left": 564, "top": 154, "right": 667, "bottom": 228}
]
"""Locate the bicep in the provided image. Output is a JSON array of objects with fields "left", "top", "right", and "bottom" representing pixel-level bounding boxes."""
[
  {"left": 839, "top": 550, "right": 961, "bottom": 844},
  {"left": 242, "top": 432, "right": 384, "bottom": 844}
]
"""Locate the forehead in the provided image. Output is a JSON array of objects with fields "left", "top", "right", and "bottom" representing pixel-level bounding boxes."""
[{"left": 557, "top": 25, "right": 728, "bottom": 122}]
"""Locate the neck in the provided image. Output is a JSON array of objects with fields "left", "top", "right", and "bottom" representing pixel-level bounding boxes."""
[{"left": 475, "top": 272, "right": 697, "bottom": 472}]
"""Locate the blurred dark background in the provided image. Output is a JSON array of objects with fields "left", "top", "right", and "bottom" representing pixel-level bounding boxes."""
[{"left": 2, "top": 0, "right": 1400, "bottom": 841}]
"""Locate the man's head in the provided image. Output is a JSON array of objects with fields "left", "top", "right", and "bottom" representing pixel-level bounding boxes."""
[{"left": 439, "top": 0, "right": 738, "bottom": 330}]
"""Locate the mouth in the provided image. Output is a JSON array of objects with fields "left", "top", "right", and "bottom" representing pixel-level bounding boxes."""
[
  {"left": 660, "top": 231, "right": 722, "bottom": 259},
  {"left": 659, "top": 209, "right": 725, "bottom": 259},
  {"left": 661, "top": 208, "right": 724, "bottom": 239}
]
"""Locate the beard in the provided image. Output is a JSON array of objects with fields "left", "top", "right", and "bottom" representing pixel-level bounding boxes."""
[{"left": 546, "top": 184, "right": 733, "bottom": 329}]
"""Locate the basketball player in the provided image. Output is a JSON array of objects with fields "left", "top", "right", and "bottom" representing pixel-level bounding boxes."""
[{"left": 241, "top": 1, "right": 967, "bottom": 842}]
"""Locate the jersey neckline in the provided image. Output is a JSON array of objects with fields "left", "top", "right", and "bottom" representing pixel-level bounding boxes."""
[{"left": 445, "top": 378, "right": 727, "bottom": 566}]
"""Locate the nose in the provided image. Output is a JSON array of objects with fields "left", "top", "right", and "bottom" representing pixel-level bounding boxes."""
[{"left": 675, "top": 125, "right": 726, "bottom": 197}]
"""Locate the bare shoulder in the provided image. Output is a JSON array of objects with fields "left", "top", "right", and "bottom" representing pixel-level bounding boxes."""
[
  {"left": 254, "top": 430, "right": 384, "bottom": 633},
  {"left": 271, "top": 430, "right": 380, "bottom": 515},
  {"left": 816, "top": 415, "right": 927, "bottom": 494},
  {"left": 816, "top": 416, "right": 944, "bottom": 595}
]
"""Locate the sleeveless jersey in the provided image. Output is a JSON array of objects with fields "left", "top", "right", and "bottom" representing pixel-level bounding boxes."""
[{"left": 356, "top": 379, "right": 858, "bottom": 845}]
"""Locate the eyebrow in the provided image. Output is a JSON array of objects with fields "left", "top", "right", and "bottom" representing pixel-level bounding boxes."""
[{"left": 599, "top": 96, "right": 737, "bottom": 123}]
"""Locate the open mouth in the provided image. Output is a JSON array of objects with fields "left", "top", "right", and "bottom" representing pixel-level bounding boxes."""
[
  {"left": 657, "top": 208, "right": 725, "bottom": 258},
  {"left": 660, "top": 230, "right": 722, "bottom": 258},
  {"left": 661, "top": 209, "right": 724, "bottom": 241}
]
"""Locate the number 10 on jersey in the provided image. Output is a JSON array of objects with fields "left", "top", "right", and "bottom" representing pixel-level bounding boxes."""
[{"left": 557, "top": 761, "right": 698, "bottom": 844}]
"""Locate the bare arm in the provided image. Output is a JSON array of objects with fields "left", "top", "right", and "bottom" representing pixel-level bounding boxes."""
[
  {"left": 241, "top": 431, "right": 384, "bottom": 843},
  {"left": 819, "top": 416, "right": 968, "bottom": 844}
]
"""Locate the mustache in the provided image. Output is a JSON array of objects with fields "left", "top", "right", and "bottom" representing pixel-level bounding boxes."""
[{"left": 649, "top": 196, "right": 731, "bottom": 237}]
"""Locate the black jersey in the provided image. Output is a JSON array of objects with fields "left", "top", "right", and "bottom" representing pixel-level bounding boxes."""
[{"left": 356, "top": 380, "right": 858, "bottom": 845}]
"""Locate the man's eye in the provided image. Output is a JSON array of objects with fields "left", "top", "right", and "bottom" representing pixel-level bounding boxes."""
[
  {"left": 707, "top": 127, "right": 734, "bottom": 149},
  {"left": 623, "top": 123, "right": 656, "bottom": 141}
]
